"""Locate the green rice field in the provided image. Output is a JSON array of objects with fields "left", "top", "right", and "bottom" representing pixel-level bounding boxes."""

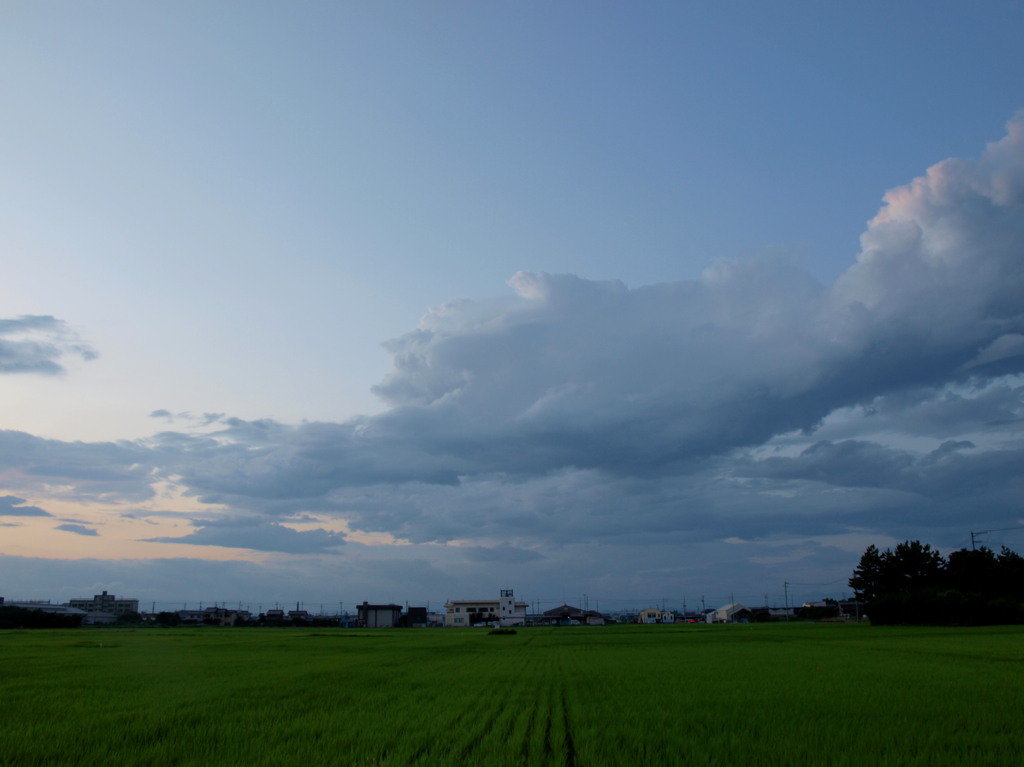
[{"left": 2, "top": 623, "right": 1022, "bottom": 766}]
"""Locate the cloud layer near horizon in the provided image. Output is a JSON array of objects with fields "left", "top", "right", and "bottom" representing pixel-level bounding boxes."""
[{"left": 2, "top": 116, "right": 1023, "bottom": 600}]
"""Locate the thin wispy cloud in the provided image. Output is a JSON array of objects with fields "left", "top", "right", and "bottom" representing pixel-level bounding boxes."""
[{"left": 0, "top": 316, "right": 96, "bottom": 375}]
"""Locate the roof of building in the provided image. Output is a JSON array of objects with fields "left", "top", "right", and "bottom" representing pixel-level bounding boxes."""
[
  {"left": 542, "top": 604, "right": 602, "bottom": 618},
  {"left": 5, "top": 602, "right": 87, "bottom": 615},
  {"left": 715, "top": 603, "right": 751, "bottom": 614}
]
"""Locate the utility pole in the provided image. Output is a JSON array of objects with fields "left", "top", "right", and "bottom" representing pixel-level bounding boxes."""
[
  {"left": 784, "top": 582, "right": 790, "bottom": 622},
  {"left": 971, "top": 526, "right": 1024, "bottom": 550}
]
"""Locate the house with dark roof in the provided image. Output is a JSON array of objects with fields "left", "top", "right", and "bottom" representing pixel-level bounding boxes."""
[{"left": 541, "top": 604, "right": 605, "bottom": 625}]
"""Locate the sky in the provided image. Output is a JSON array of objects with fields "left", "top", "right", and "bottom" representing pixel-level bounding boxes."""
[{"left": 2, "top": 2, "right": 1023, "bottom": 614}]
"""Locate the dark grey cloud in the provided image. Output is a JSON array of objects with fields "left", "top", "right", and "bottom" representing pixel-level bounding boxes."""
[
  {"left": 0, "top": 315, "right": 96, "bottom": 374},
  {"left": 458, "top": 545, "right": 544, "bottom": 564},
  {"left": 858, "top": 379, "right": 1023, "bottom": 438},
  {"left": 0, "top": 495, "right": 51, "bottom": 517},
  {"left": 748, "top": 435, "right": 1024, "bottom": 501}
]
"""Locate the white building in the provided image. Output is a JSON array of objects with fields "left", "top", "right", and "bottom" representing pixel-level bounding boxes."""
[{"left": 445, "top": 589, "right": 527, "bottom": 627}]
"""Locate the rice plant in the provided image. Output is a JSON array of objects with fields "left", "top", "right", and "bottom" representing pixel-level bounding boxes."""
[{"left": 1, "top": 623, "right": 1022, "bottom": 766}]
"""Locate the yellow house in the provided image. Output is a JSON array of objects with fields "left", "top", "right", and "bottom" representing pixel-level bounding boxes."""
[{"left": 638, "top": 607, "right": 662, "bottom": 623}]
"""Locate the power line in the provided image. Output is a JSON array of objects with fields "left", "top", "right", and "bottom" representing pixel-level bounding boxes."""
[{"left": 971, "top": 525, "right": 1024, "bottom": 550}]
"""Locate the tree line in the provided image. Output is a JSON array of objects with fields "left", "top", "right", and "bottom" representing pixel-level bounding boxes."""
[
  {"left": 0, "top": 606, "right": 85, "bottom": 629},
  {"left": 849, "top": 541, "right": 1024, "bottom": 625}
]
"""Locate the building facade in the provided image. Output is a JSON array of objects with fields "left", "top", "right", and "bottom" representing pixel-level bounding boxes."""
[
  {"left": 69, "top": 590, "right": 139, "bottom": 616},
  {"left": 541, "top": 604, "right": 605, "bottom": 626},
  {"left": 357, "top": 602, "right": 403, "bottom": 628},
  {"left": 444, "top": 589, "right": 527, "bottom": 627}
]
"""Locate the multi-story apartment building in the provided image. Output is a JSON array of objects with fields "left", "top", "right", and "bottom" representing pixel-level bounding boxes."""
[{"left": 69, "top": 590, "right": 139, "bottom": 616}]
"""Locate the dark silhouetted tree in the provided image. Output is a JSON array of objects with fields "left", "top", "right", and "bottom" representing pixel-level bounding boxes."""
[
  {"left": 849, "top": 540, "right": 945, "bottom": 624},
  {"left": 851, "top": 540, "right": 1024, "bottom": 625},
  {"left": 0, "top": 606, "right": 84, "bottom": 629}
]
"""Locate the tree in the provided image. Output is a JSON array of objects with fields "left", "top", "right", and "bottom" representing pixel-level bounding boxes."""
[
  {"left": 0, "top": 606, "right": 84, "bottom": 629},
  {"left": 851, "top": 540, "right": 1024, "bottom": 625},
  {"left": 889, "top": 540, "right": 945, "bottom": 591},
  {"left": 849, "top": 540, "right": 945, "bottom": 624},
  {"left": 849, "top": 544, "right": 885, "bottom": 603},
  {"left": 947, "top": 547, "right": 999, "bottom": 594},
  {"left": 997, "top": 546, "right": 1024, "bottom": 602}
]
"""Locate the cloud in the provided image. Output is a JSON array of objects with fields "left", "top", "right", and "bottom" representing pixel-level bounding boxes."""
[
  {"left": 0, "top": 430, "right": 160, "bottom": 502},
  {"left": 2, "top": 116, "right": 1024, "bottom": 601},
  {"left": 143, "top": 518, "right": 347, "bottom": 554},
  {"left": 149, "top": 411, "right": 225, "bottom": 427},
  {"left": 753, "top": 438, "right": 1024, "bottom": 502},
  {"left": 56, "top": 523, "right": 99, "bottom": 536},
  {"left": 131, "top": 116, "right": 1024, "bottom": 527},
  {"left": 0, "top": 315, "right": 96, "bottom": 374},
  {"left": 0, "top": 495, "right": 51, "bottom": 517},
  {"left": 458, "top": 544, "right": 544, "bottom": 564}
]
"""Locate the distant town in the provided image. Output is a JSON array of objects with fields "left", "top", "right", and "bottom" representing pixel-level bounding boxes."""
[{"left": 1, "top": 587, "right": 863, "bottom": 628}]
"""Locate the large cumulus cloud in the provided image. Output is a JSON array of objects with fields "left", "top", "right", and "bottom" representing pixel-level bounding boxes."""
[
  {"left": 363, "top": 116, "right": 1024, "bottom": 482},
  {"left": 155, "top": 115, "right": 1024, "bottom": 516},
  {"left": 2, "top": 116, "right": 1023, "bottom": 567}
]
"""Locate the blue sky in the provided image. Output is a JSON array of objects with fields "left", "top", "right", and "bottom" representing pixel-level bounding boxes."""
[{"left": 2, "top": 2, "right": 1023, "bottom": 613}]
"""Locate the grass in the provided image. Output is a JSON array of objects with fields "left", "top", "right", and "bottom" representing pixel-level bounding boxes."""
[{"left": 2, "top": 623, "right": 1022, "bottom": 766}]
